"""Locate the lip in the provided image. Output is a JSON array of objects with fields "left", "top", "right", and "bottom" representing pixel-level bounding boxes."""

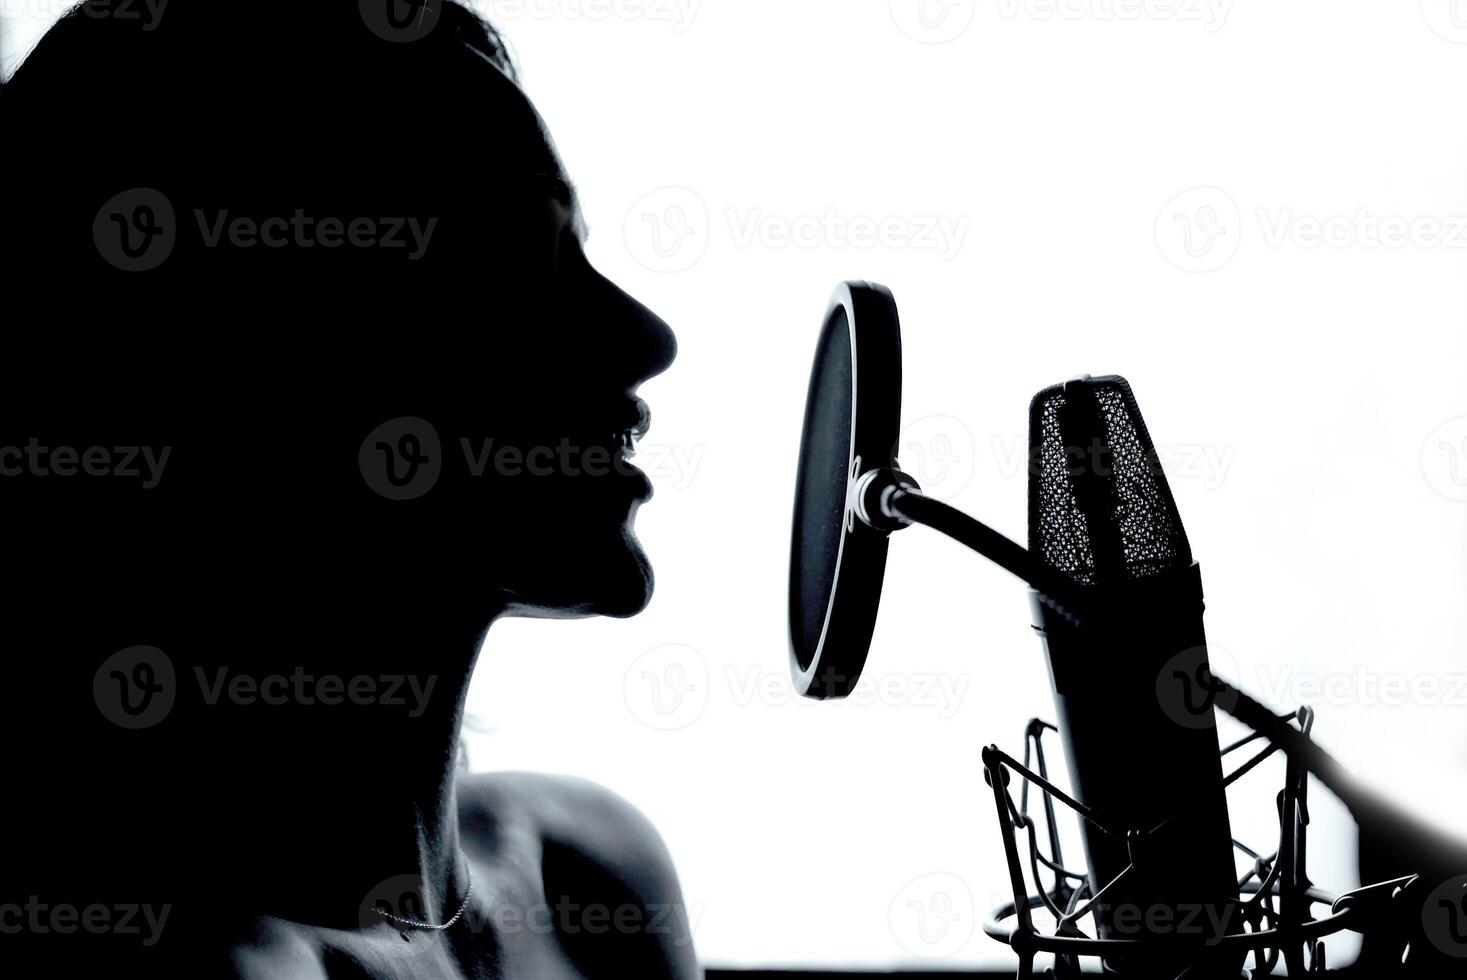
[
  {"left": 613, "top": 398, "right": 651, "bottom": 442},
  {"left": 613, "top": 398, "right": 653, "bottom": 501},
  {"left": 516, "top": 398, "right": 653, "bottom": 499},
  {"left": 609, "top": 398, "right": 651, "bottom": 456}
]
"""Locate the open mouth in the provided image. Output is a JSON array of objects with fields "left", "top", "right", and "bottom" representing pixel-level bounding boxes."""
[{"left": 614, "top": 399, "right": 651, "bottom": 463}]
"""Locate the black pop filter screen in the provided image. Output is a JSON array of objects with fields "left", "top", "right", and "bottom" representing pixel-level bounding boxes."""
[
  {"left": 788, "top": 282, "right": 901, "bottom": 698},
  {"left": 792, "top": 308, "right": 853, "bottom": 667},
  {"left": 1028, "top": 375, "right": 1191, "bottom": 586}
]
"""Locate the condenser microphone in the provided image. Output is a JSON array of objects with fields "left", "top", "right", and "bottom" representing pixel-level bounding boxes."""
[{"left": 1027, "top": 376, "right": 1240, "bottom": 976}]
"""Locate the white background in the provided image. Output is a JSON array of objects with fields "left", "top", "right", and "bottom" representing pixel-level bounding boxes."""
[{"left": 7, "top": 1, "right": 1467, "bottom": 971}]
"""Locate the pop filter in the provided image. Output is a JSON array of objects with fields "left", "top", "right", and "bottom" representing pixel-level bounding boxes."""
[
  {"left": 788, "top": 282, "right": 1083, "bottom": 699},
  {"left": 788, "top": 282, "right": 904, "bottom": 699}
]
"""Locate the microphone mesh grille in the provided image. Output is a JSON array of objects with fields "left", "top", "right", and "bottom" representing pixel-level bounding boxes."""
[{"left": 1028, "top": 376, "right": 1191, "bottom": 585}]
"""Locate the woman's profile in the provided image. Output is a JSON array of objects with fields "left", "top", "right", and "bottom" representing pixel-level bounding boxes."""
[{"left": 1, "top": 3, "right": 697, "bottom": 977}]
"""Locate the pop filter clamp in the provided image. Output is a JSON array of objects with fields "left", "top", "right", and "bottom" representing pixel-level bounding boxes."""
[{"left": 789, "top": 281, "right": 1464, "bottom": 978}]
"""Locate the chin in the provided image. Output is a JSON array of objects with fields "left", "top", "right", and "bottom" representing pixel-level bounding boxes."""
[
  {"left": 594, "top": 532, "right": 656, "bottom": 618},
  {"left": 500, "top": 518, "right": 655, "bottom": 620}
]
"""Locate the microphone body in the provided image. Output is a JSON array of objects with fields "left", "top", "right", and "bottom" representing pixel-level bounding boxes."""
[
  {"left": 1028, "top": 377, "right": 1240, "bottom": 977},
  {"left": 1032, "top": 571, "right": 1239, "bottom": 963}
]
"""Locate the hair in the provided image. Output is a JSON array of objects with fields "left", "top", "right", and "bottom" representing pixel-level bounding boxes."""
[
  {"left": 5, "top": 0, "right": 517, "bottom": 88},
  {"left": 0, "top": 0, "right": 556, "bottom": 297}
]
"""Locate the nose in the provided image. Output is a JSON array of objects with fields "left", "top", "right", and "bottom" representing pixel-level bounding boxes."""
[{"left": 587, "top": 269, "right": 678, "bottom": 387}]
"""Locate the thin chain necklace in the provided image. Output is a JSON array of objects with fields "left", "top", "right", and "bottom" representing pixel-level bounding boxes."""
[{"left": 369, "top": 866, "right": 474, "bottom": 943}]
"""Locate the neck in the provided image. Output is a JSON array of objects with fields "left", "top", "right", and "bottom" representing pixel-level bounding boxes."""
[{"left": 224, "top": 604, "right": 502, "bottom": 929}]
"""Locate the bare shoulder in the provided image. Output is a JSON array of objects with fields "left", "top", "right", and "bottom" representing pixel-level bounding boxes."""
[
  {"left": 458, "top": 771, "right": 674, "bottom": 869},
  {"left": 457, "top": 771, "right": 700, "bottom": 979},
  {"left": 223, "top": 915, "right": 327, "bottom": 980}
]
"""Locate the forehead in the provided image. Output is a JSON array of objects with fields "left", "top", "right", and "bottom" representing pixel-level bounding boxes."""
[{"left": 450, "top": 52, "right": 586, "bottom": 233}]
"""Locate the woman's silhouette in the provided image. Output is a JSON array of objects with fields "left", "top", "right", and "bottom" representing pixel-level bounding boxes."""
[{"left": 1, "top": 3, "right": 695, "bottom": 977}]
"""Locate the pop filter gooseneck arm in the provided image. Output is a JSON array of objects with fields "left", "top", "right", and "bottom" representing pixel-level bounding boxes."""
[{"left": 851, "top": 467, "right": 1087, "bottom": 629}]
